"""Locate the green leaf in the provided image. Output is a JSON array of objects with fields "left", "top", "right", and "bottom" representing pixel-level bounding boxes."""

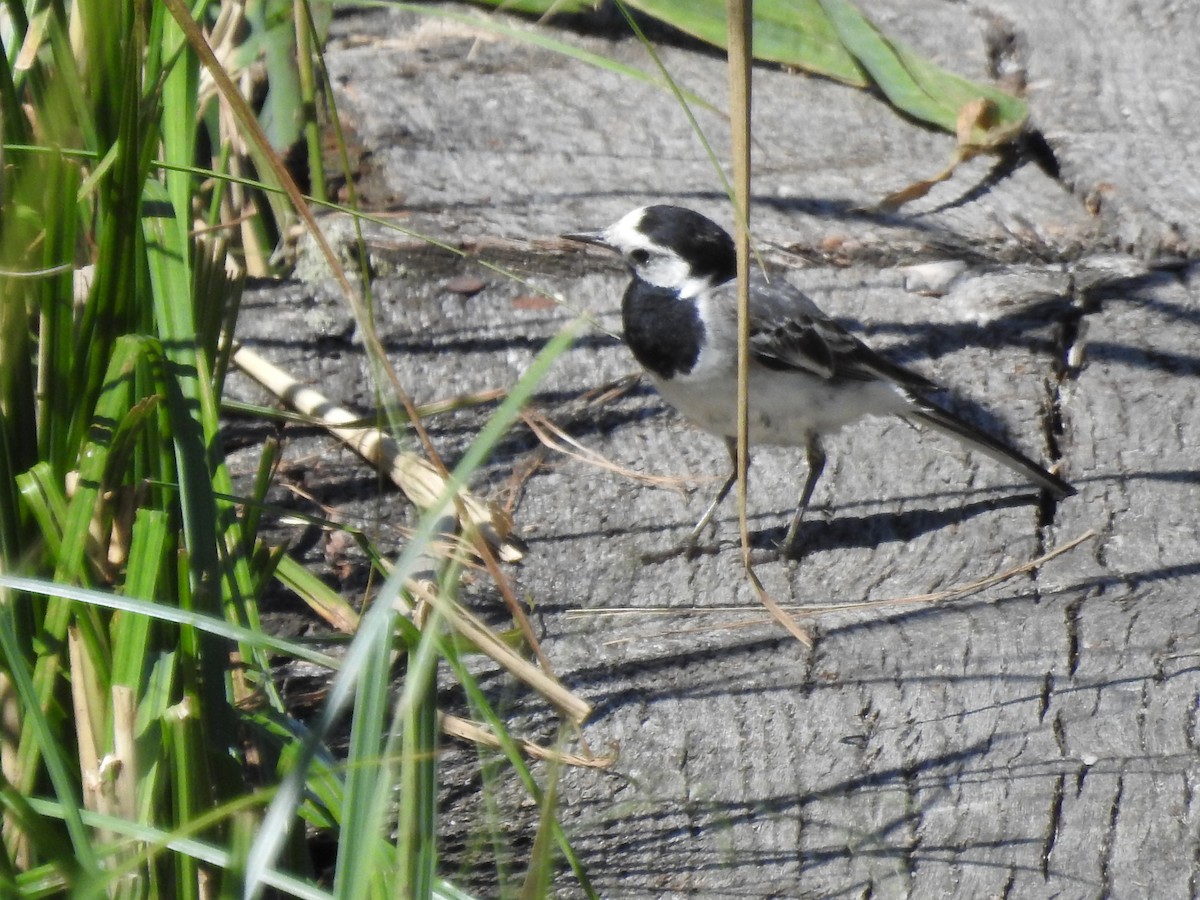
[
  {"left": 238, "top": 0, "right": 305, "bottom": 152},
  {"left": 404, "top": 3, "right": 722, "bottom": 115},
  {"left": 626, "top": 0, "right": 867, "bottom": 85},
  {"left": 817, "top": 0, "right": 1026, "bottom": 140},
  {"left": 467, "top": 0, "right": 1026, "bottom": 140},
  {"left": 16, "top": 463, "right": 69, "bottom": 563},
  {"left": 111, "top": 507, "right": 171, "bottom": 691},
  {"left": 274, "top": 553, "right": 361, "bottom": 635},
  {"left": 474, "top": 0, "right": 594, "bottom": 14}
]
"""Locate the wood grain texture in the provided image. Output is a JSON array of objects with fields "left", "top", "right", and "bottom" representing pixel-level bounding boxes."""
[{"left": 983, "top": 0, "right": 1200, "bottom": 255}]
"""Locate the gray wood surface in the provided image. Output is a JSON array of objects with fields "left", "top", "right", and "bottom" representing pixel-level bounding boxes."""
[
  {"left": 235, "top": 2, "right": 1200, "bottom": 896},
  {"left": 984, "top": 0, "right": 1200, "bottom": 256}
]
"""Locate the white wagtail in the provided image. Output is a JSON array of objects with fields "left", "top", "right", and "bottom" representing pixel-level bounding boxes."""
[{"left": 563, "top": 204, "right": 1074, "bottom": 554}]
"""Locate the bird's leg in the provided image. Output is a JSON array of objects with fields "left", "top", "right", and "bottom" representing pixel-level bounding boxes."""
[
  {"left": 782, "top": 437, "right": 826, "bottom": 553},
  {"left": 684, "top": 437, "right": 740, "bottom": 547},
  {"left": 642, "top": 439, "right": 739, "bottom": 563}
]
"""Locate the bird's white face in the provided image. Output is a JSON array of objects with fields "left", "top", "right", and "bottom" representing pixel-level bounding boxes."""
[{"left": 599, "top": 208, "right": 715, "bottom": 298}]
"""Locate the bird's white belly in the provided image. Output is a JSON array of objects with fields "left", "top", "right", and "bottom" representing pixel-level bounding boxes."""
[{"left": 650, "top": 368, "right": 910, "bottom": 445}]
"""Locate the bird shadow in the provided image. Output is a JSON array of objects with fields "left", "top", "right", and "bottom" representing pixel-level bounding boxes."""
[{"left": 745, "top": 492, "right": 1041, "bottom": 558}]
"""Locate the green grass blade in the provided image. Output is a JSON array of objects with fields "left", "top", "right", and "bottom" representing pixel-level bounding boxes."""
[
  {"left": 20, "top": 795, "right": 336, "bottom": 900},
  {"left": 273, "top": 552, "right": 361, "bottom": 635},
  {"left": 0, "top": 26, "right": 28, "bottom": 146},
  {"left": 518, "top": 753, "right": 561, "bottom": 900},
  {"left": 0, "top": 776, "right": 79, "bottom": 886},
  {"left": 110, "top": 507, "right": 171, "bottom": 691},
  {"left": 333, "top": 597, "right": 400, "bottom": 900},
  {"left": 394, "top": 566, "right": 454, "bottom": 899},
  {"left": 15, "top": 463, "right": 68, "bottom": 562},
  {"left": 441, "top": 641, "right": 596, "bottom": 897},
  {"left": 245, "top": 317, "right": 584, "bottom": 898},
  {"left": 0, "top": 591, "right": 98, "bottom": 876},
  {"left": 55, "top": 334, "right": 153, "bottom": 583},
  {"left": 0, "top": 575, "right": 339, "bottom": 671},
  {"left": 133, "top": 649, "right": 179, "bottom": 828}
]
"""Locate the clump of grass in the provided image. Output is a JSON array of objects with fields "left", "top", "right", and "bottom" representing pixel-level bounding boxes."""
[{"left": 0, "top": 1, "right": 319, "bottom": 893}]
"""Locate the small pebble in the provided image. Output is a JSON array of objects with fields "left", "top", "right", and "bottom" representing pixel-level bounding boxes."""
[
  {"left": 444, "top": 275, "right": 486, "bottom": 296},
  {"left": 901, "top": 260, "right": 968, "bottom": 296}
]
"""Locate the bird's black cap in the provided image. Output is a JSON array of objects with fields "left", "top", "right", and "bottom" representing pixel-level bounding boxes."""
[{"left": 636, "top": 205, "right": 736, "bottom": 285}]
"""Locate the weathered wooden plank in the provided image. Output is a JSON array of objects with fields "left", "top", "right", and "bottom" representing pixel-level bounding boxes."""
[{"left": 232, "top": 3, "right": 1200, "bottom": 895}]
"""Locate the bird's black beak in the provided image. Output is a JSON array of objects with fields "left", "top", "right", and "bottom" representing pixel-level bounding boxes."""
[{"left": 560, "top": 229, "right": 611, "bottom": 249}]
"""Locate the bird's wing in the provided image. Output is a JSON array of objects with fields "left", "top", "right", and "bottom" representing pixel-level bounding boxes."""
[{"left": 743, "top": 274, "right": 939, "bottom": 391}]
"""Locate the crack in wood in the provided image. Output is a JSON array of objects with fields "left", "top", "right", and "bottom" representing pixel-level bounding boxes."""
[
  {"left": 1064, "top": 599, "right": 1083, "bottom": 677},
  {"left": 1053, "top": 712, "right": 1068, "bottom": 758},
  {"left": 1000, "top": 865, "right": 1018, "bottom": 899},
  {"left": 900, "top": 762, "right": 920, "bottom": 888},
  {"left": 1041, "top": 772, "right": 1066, "bottom": 880},
  {"left": 1187, "top": 693, "right": 1200, "bottom": 756},
  {"left": 1098, "top": 774, "right": 1125, "bottom": 896},
  {"left": 1137, "top": 680, "right": 1150, "bottom": 755},
  {"left": 1191, "top": 765, "right": 1200, "bottom": 900},
  {"left": 1038, "top": 672, "right": 1054, "bottom": 722}
]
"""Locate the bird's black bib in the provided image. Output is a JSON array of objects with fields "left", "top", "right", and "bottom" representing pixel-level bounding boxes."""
[{"left": 622, "top": 280, "right": 704, "bottom": 379}]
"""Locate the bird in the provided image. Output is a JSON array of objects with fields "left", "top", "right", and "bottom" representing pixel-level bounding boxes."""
[{"left": 562, "top": 204, "right": 1074, "bottom": 555}]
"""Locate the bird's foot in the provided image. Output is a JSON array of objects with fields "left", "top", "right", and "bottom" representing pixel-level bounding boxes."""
[
  {"left": 774, "top": 539, "right": 806, "bottom": 562},
  {"left": 773, "top": 526, "right": 808, "bottom": 562}
]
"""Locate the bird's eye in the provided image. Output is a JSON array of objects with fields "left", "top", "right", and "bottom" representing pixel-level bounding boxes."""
[{"left": 629, "top": 249, "right": 650, "bottom": 265}]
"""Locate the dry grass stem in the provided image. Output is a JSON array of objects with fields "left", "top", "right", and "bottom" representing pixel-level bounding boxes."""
[
  {"left": 416, "top": 387, "right": 508, "bottom": 418},
  {"left": 232, "top": 344, "right": 524, "bottom": 562},
  {"left": 68, "top": 628, "right": 111, "bottom": 837},
  {"left": 439, "top": 714, "right": 615, "bottom": 769},
  {"left": 406, "top": 579, "right": 592, "bottom": 726},
  {"left": 794, "top": 528, "right": 1099, "bottom": 615},
  {"left": 110, "top": 686, "right": 138, "bottom": 823},
  {"left": 578, "top": 372, "right": 642, "bottom": 407},
  {"left": 575, "top": 530, "right": 1098, "bottom": 642},
  {"left": 744, "top": 560, "right": 813, "bottom": 647},
  {"left": 472, "top": 532, "right": 559, "bottom": 679},
  {"left": 499, "top": 448, "right": 550, "bottom": 518},
  {"left": 520, "top": 409, "right": 689, "bottom": 492}
]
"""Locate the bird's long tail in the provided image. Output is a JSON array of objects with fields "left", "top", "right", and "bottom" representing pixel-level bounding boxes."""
[{"left": 908, "top": 400, "right": 1075, "bottom": 499}]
